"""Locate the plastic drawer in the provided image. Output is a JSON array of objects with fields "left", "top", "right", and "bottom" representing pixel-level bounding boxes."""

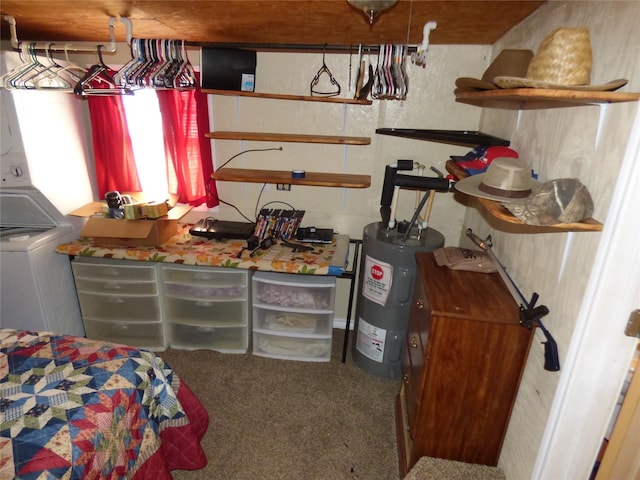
[
  {"left": 77, "top": 292, "right": 161, "bottom": 322},
  {"left": 74, "top": 277, "right": 157, "bottom": 295},
  {"left": 161, "top": 265, "right": 247, "bottom": 288},
  {"left": 167, "top": 322, "right": 247, "bottom": 353},
  {"left": 83, "top": 319, "right": 166, "bottom": 351},
  {"left": 253, "top": 331, "right": 332, "bottom": 362},
  {"left": 253, "top": 308, "right": 332, "bottom": 336},
  {"left": 252, "top": 272, "right": 335, "bottom": 312},
  {"left": 163, "top": 297, "right": 247, "bottom": 327},
  {"left": 164, "top": 281, "right": 246, "bottom": 300},
  {"left": 72, "top": 258, "right": 156, "bottom": 282}
]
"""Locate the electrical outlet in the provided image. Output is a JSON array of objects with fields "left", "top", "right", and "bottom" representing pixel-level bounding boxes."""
[{"left": 276, "top": 183, "right": 291, "bottom": 191}]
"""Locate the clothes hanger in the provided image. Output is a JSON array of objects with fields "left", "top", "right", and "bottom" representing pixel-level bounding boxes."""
[
  {"left": 4, "top": 43, "right": 46, "bottom": 89},
  {"left": 29, "top": 43, "right": 74, "bottom": 90},
  {"left": 74, "top": 45, "right": 133, "bottom": 96},
  {"left": 49, "top": 44, "right": 89, "bottom": 86},
  {"left": 310, "top": 45, "right": 340, "bottom": 97}
]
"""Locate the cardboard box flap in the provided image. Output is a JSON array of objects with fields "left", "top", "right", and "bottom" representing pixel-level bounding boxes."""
[
  {"left": 80, "top": 218, "right": 156, "bottom": 239},
  {"left": 69, "top": 202, "right": 191, "bottom": 220},
  {"left": 166, "top": 204, "right": 192, "bottom": 220},
  {"left": 69, "top": 202, "right": 106, "bottom": 218}
]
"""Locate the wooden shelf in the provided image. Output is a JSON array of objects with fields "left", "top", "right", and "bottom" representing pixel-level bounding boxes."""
[
  {"left": 446, "top": 160, "right": 603, "bottom": 232},
  {"left": 211, "top": 168, "right": 371, "bottom": 188},
  {"left": 205, "top": 131, "right": 370, "bottom": 145},
  {"left": 202, "top": 89, "right": 373, "bottom": 105},
  {"left": 455, "top": 88, "right": 640, "bottom": 110}
]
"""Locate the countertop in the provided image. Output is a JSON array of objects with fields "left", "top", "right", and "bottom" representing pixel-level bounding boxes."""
[{"left": 56, "top": 224, "right": 350, "bottom": 276}]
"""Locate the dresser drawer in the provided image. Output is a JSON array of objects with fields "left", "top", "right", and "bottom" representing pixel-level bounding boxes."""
[
  {"left": 253, "top": 331, "right": 332, "bottom": 362},
  {"left": 164, "top": 281, "right": 246, "bottom": 300},
  {"left": 83, "top": 318, "right": 166, "bottom": 350},
  {"left": 77, "top": 292, "right": 161, "bottom": 322},
  {"left": 161, "top": 265, "right": 247, "bottom": 296},
  {"left": 163, "top": 297, "right": 247, "bottom": 326},
  {"left": 74, "top": 277, "right": 158, "bottom": 295},
  {"left": 167, "top": 322, "right": 247, "bottom": 352},
  {"left": 253, "top": 272, "right": 335, "bottom": 312},
  {"left": 253, "top": 308, "right": 332, "bottom": 336},
  {"left": 72, "top": 258, "right": 156, "bottom": 282}
]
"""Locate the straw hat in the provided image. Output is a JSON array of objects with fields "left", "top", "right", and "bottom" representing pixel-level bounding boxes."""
[
  {"left": 494, "top": 28, "right": 627, "bottom": 91},
  {"left": 454, "top": 157, "right": 538, "bottom": 204},
  {"left": 455, "top": 49, "right": 533, "bottom": 91}
]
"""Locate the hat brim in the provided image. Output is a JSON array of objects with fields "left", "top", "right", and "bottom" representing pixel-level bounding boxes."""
[
  {"left": 455, "top": 77, "right": 498, "bottom": 91},
  {"left": 454, "top": 173, "right": 539, "bottom": 204},
  {"left": 493, "top": 76, "right": 628, "bottom": 91}
]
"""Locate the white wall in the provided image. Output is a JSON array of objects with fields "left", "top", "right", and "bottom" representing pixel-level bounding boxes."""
[
  {"left": 208, "top": 46, "right": 488, "bottom": 323},
  {"left": 460, "top": 2, "right": 640, "bottom": 478},
  {"left": 209, "top": 46, "right": 487, "bottom": 243}
]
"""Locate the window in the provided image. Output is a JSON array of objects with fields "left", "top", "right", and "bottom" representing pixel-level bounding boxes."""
[
  {"left": 87, "top": 82, "right": 217, "bottom": 207},
  {"left": 122, "top": 90, "right": 168, "bottom": 200}
]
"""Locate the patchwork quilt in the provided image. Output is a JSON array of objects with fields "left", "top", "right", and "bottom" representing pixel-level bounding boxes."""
[{"left": 0, "top": 329, "right": 208, "bottom": 479}]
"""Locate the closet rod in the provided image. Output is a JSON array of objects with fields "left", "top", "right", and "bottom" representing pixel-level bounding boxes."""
[
  {"left": 191, "top": 42, "right": 418, "bottom": 54},
  {"left": 3, "top": 15, "right": 132, "bottom": 53}
]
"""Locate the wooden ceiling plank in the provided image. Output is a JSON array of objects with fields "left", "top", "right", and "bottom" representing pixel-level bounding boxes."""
[{"left": 0, "top": 0, "right": 545, "bottom": 47}]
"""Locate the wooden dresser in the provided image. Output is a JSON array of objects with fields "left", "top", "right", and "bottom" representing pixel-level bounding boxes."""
[{"left": 395, "top": 252, "right": 535, "bottom": 476}]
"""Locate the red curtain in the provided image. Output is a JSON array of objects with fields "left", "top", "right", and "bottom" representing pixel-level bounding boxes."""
[
  {"left": 156, "top": 83, "right": 218, "bottom": 207},
  {"left": 87, "top": 96, "right": 141, "bottom": 198}
]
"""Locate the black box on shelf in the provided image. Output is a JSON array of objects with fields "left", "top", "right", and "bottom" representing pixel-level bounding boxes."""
[{"left": 200, "top": 48, "right": 256, "bottom": 91}]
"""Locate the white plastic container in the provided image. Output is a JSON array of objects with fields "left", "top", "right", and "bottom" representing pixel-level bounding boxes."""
[{"left": 252, "top": 271, "right": 335, "bottom": 362}]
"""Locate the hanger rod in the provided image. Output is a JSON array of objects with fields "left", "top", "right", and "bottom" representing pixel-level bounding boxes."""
[
  {"left": 3, "top": 15, "right": 132, "bottom": 53},
  {"left": 191, "top": 42, "right": 418, "bottom": 54}
]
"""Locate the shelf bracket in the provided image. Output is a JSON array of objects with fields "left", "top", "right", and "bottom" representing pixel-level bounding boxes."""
[
  {"left": 3, "top": 15, "right": 132, "bottom": 53},
  {"left": 595, "top": 103, "right": 609, "bottom": 152}
]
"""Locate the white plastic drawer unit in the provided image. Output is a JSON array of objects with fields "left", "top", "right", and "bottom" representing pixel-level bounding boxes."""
[
  {"left": 252, "top": 272, "right": 335, "bottom": 362},
  {"left": 71, "top": 258, "right": 161, "bottom": 322},
  {"left": 159, "top": 265, "right": 250, "bottom": 353},
  {"left": 71, "top": 257, "right": 166, "bottom": 350}
]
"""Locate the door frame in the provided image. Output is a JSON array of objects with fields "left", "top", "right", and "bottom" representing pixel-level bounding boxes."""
[
  {"left": 532, "top": 102, "right": 640, "bottom": 479},
  {"left": 596, "top": 348, "right": 640, "bottom": 480}
]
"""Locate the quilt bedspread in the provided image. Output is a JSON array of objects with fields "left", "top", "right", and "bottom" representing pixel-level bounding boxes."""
[{"left": 0, "top": 329, "right": 208, "bottom": 479}]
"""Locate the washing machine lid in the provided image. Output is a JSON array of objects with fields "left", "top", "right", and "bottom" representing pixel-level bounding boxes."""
[{"left": 0, "top": 188, "right": 65, "bottom": 228}]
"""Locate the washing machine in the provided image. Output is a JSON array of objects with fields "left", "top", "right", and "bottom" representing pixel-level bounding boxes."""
[
  {"left": 0, "top": 82, "right": 87, "bottom": 336},
  {"left": 0, "top": 186, "right": 85, "bottom": 336}
]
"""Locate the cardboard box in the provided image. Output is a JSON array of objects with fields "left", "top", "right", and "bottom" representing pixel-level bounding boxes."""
[{"left": 70, "top": 201, "right": 192, "bottom": 247}]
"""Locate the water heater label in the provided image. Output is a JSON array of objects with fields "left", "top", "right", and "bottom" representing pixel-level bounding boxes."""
[
  {"left": 356, "top": 318, "right": 386, "bottom": 362},
  {"left": 362, "top": 255, "right": 392, "bottom": 306}
]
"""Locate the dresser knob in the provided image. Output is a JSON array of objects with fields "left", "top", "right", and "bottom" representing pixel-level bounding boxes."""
[
  {"left": 416, "top": 299, "right": 424, "bottom": 309},
  {"left": 410, "top": 336, "right": 418, "bottom": 348}
]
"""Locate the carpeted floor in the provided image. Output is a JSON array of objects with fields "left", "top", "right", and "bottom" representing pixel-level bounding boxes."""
[{"left": 159, "top": 331, "right": 400, "bottom": 479}]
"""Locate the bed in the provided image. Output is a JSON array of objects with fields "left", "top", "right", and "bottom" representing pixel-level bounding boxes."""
[{"left": 0, "top": 329, "right": 208, "bottom": 479}]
